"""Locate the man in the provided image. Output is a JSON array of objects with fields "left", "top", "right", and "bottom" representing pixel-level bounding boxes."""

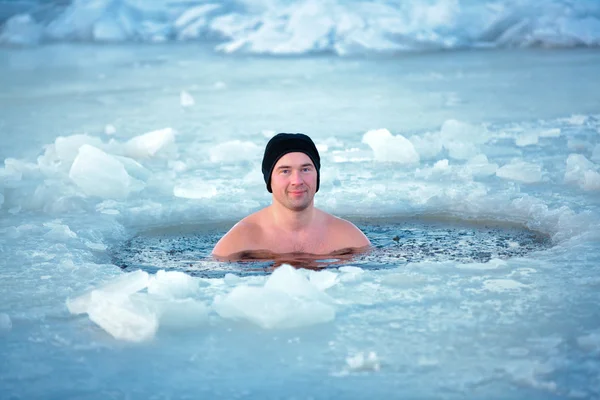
[{"left": 212, "top": 133, "right": 371, "bottom": 260}]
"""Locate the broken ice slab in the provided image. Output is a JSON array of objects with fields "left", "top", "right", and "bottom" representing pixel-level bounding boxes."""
[{"left": 66, "top": 269, "right": 149, "bottom": 315}]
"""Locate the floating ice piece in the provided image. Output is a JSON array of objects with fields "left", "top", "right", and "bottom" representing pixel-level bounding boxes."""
[
  {"left": 51, "top": 134, "right": 106, "bottom": 170},
  {"left": 496, "top": 160, "right": 543, "bottom": 183},
  {"left": 104, "top": 124, "right": 116, "bottom": 135},
  {"left": 0, "top": 14, "right": 42, "bottom": 45},
  {"left": 440, "top": 119, "right": 487, "bottom": 143},
  {"left": 565, "top": 154, "right": 600, "bottom": 191},
  {"left": 148, "top": 270, "right": 200, "bottom": 299},
  {"left": 346, "top": 351, "right": 381, "bottom": 372},
  {"left": 515, "top": 131, "right": 539, "bottom": 147},
  {"left": 0, "top": 313, "right": 11, "bottom": 332},
  {"left": 539, "top": 128, "right": 561, "bottom": 138},
  {"left": 88, "top": 291, "right": 158, "bottom": 342},
  {"left": 69, "top": 144, "right": 144, "bottom": 199},
  {"left": 113, "top": 155, "right": 151, "bottom": 182},
  {"left": 67, "top": 269, "right": 150, "bottom": 315},
  {"left": 173, "top": 180, "right": 218, "bottom": 199},
  {"left": 213, "top": 264, "right": 335, "bottom": 329},
  {"left": 124, "top": 128, "right": 176, "bottom": 160},
  {"left": 338, "top": 266, "right": 364, "bottom": 282},
  {"left": 308, "top": 270, "right": 338, "bottom": 291},
  {"left": 180, "top": 90, "right": 195, "bottom": 107},
  {"left": 152, "top": 297, "right": 209, "bottom": 330},
  {"left": 43, "top": 221, "right": 77, "bottom": 241},
  {"left": 265, "top": 265, "right": 331, "bottom": 302},
  {"left": 565, "top": 115, "right": 587, "bottom": 125},
  {"left": 209, "top": 140, "right": 260, "bottom": 163},
  {"left": 362, "top": 129, "right": 419, "bottom": 164},
  {"left": 465, "top": 154, "right": 498, "bottom": 177}
]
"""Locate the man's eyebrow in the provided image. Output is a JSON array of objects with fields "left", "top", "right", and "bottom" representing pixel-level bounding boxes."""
[{"left": 276, "top": 163, "right": 314, "bottom": 169}]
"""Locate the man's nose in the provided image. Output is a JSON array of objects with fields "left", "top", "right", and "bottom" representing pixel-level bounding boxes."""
[{"left": 290, "top": 170, "right": 303, "bottom": 184}]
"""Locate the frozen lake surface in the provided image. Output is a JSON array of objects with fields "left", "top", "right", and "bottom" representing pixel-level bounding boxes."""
[{"left": 1, "top": 42, "right": 600, "bottom": 399}]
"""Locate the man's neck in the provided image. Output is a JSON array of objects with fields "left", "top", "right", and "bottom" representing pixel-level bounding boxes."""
[{"left": 269, "top": 202, "right": 316, "bottom": 232}]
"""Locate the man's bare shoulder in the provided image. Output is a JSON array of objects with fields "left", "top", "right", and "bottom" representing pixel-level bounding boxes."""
[
  {"left": 212, "top": 212, "right": 265, "bottom": 259},
  {"left": 318, "top": 210, "right": 371, "bottom": 249}
]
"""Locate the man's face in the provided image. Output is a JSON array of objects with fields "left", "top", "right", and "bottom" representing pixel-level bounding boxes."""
[{"left": 270, "top": 152, "right": 317, "bottom": 211}]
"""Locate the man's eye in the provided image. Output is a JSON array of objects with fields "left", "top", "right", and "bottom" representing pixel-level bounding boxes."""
[{"left": 302, "top": 168, "right": 311, "bottom": 172}]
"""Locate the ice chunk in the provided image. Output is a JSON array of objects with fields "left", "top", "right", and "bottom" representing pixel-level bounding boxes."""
[
  {"left": 362, "top": 129, "right": 419, "bottom": 164},
  {"left": 112, "top": 155, "right": 151, "bottom": 182},
  {"left": 339, "top": 266, "right": 365, "bottom": 282},
  {"left": 0, "top": 14, "right": 42, "bottom": 46},
  {"left": 264, "top": 265, "right": 330, "bottom": 302},
  {"left": 88, "top": 291, "right": 158, "bottom": 342},
  {"left": 55, "top": 134, "right": 105, "bottom": 167},
  {"left": 180, "top": 90, "right": 195, "bottom": 107},
  {"left": 539, "top": 128, "right": 561, "bottom": 138},
  {"left": 124, "top": 128, "right": 176, "bottom": 159},
  {"left": 43, "top": 221, "right": 77, "bottom": 240},
  {"left": 104, "top": 124, "right": 116, "bottom": 135},
  {"left": 439, "top": 120, "right": 487, "bottom": 159},
  {"left": 565, "top": 154, "right": 600, "bottom": 191},
  {"left": 496, "top": 160, "right": 543, "bottom": 183},
  {"left": 148, "top": 270, "right": 200, "bottom": 299},
  {"left": 433, "top": 159, "right": 449, "bottom": 171},
  {"left": 346, "top": 351, "right": 381, "bottom": 372},
  {"left": 67, "top": 270, "right": 149, "bottom": 315},
  {"left": 440, "top": 119, "right": 487, "bottom": 144},
  {"left": 465, "top": 154, "right": 498, "bottom": 177},
  {"left": 69, "top": 145, "right": 144, "bottom": 199},
  {"left": 152, "top": 298, "right": 209, "bottom": 329},
  {"left": 209, "top": 140, "right": 260, "bottom": 163},
  {"left": 173, "top": 180, "right": 218, "bottom": 199},
  {"left": 224, "top": 273, "right": 241, "bottom": 285},
  {"left": 515, "top": 131, "right": 539, "bottom": 147},
  {"left": 0, "top": 313, "right": 11, "bottom": 332},
  {"left": 214, "top": 285, "right": 335, "bottom": 329},
  {"left": 309, "top": 270, "right": 338, "bottom": 291},
  {"left": 213, "top": 265, "right": 335, "bottom": 329}
]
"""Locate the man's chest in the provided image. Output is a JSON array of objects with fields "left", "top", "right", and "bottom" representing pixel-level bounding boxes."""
[{"left": 262, "top": 228, "right": 332, "bottom": 254}]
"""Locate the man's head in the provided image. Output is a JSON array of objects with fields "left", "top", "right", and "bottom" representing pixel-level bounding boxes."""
[{"left": 262, "top": 133, "right": 320, "bottom": 193}]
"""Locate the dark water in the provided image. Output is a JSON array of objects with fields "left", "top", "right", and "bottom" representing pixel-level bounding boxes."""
[{"left": 110, "top": 218, "right": 551, "bottom": 278}]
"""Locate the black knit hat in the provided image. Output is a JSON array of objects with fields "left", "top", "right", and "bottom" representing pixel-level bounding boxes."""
[{"left": 262, "top": 133, "right": 320, "bottom": 193}]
